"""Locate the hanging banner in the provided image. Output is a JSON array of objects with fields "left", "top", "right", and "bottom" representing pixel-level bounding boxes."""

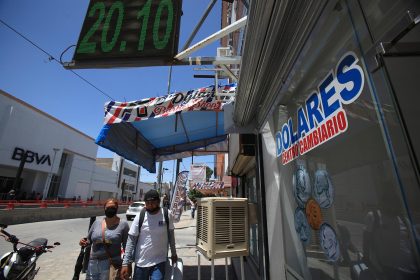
[
  {"left": 104, "top": 84, "right": 236, "bottom": 124},
  {"left": 191, "top": 181, "right": 225, "bottom": 190},
  {"left": 170, "top": 171, "right": 189, "bottom": 222},
  {"left": 190, "top": 164, "right": 206, "bottom": 183}
]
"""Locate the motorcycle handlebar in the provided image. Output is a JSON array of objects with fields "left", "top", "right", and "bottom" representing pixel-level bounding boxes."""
[{"left": 0, "top": 228, "right": 12, "bottom": 238}]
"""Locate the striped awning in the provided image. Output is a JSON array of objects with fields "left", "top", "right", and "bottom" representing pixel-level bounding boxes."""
[{"left": 191, "top": 181, "right": 225, "bottom": 190}]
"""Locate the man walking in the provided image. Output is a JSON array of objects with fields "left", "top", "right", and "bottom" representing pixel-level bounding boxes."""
[{"left": 121, "top": 190, "right": 177, "bottom": 280}]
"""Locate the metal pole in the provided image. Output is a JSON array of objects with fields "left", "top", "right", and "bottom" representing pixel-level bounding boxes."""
[
  {"left": 167, "top": 65, "right": 173, "bottom": 95},
  {"left": 197, "top": 251, "right": 201, "bottom": 280},
  {"left": 175, "top": 16, "right": 247, "bottom": 60},
  {"left": 116, "top": 157, "right": 124, "bottom": 198},
  {"left": 240, "top": 256, "right": 245, "bottom": 280},
  {"left": 211, "top": 258, "right": 214, "bottom": 280},
  {"left": 135, "top": 166, "right": 141, "bottom": 200},
  {"left": 176, "top": 158, "right": 181, "bottom": 175},
  {"left": 42, "top": 148, "right": 59, "bottom": 200},
  {"left": 157, "top": 161, "right": 163, "bottom": 194},
  {"left": 225, "top": 257, "right": 229, "bottom": 280},
  {"left": 13, "top": 152, "right": 27, "bottom": 191},
  {"left": 181, "top": 0, "right": 217, "bottom": 51}
]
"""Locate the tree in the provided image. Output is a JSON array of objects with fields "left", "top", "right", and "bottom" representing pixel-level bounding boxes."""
[
  {"left": 206, "top": 166, "right": 213, "bottom": 181},
  {"left": 188, "top": 189, "right": 203, "bottom": 201}
]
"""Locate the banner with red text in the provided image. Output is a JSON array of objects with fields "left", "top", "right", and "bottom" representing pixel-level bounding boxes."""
[{"left": 104, "top": 84, "right": 236, "bottom": 124}]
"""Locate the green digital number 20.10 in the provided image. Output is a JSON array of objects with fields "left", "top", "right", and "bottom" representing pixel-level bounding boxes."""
[{"left": 77, "top": 0, "right": 174, "bottom": 54}]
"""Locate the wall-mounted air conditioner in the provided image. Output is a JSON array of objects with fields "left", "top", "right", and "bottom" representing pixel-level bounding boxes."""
[{"left": 196, "top": 197, "right": 249, "bottom": 259}]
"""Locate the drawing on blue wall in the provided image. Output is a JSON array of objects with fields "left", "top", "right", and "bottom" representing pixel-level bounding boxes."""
[
  {"left": 293, "top": 165, "right": 311, "bottom": 208},
  {"left": 313, "top": 169, "right": 334, "bottom": 208},
  {"left": 294, "top": 208, "right": 311, "bottom": 245},
  {"left": 320, "top": 223, "right": 340, "bottom": 262}
]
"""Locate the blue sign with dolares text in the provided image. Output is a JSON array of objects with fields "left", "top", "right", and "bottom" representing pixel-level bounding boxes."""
[{"left": 276, "top": 51, "right": 365, "bottom": 165}]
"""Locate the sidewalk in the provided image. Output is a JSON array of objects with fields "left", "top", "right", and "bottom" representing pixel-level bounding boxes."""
[{"left": 173, "top": 210, "right": 235, "bottom": 280}]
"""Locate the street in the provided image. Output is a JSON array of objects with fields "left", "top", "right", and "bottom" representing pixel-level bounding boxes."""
[{"left": 0, "top": 211, "right": 232, "bottom": 280}]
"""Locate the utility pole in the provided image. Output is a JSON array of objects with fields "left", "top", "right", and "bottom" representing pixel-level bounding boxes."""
[
  {"left": 116, "top": 157, "right": 124, "bottom": 200},
  {"left": 175, "top": 158, "right": 182, "bottom": 176},
  {"left": 135, "top": 165, "right": 141, "bottom": 200},
  {"left": 13, "top": 151, "right": 28, "bottom": 191},
  {"left": 42, "top": 148, "right": 60, "bottom": 200},
  {"left": 157, "top": 161, "right": 163, "bottom": 195}
]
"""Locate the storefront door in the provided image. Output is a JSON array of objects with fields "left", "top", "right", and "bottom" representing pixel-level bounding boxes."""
[
  {"left": 361, "top": 6, "right": 420, "bottom": 264},
  {"left": 260, "top": 1, "right": 420, "bottom": 279}
]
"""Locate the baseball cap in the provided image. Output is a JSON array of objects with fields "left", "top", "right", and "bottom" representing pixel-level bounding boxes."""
[{"left": 144, "top": 190, "right": 160, "bottom": 201}]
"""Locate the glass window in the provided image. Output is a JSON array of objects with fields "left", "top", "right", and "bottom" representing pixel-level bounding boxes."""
[
  {"left": 246, "top": 176, "right": 259, "bottom": 267},
  {"left": 359, "top": 0, "right": 420, "bottom": 42},
  {"left": 263, "top": 1, "right": 420, "bottom": 279},
  {"left": 123, "top": 168, "right": 137, "bottom": 178}
]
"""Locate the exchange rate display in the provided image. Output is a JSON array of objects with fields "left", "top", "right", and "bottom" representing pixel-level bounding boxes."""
[{"left": 73, "top": 0, "right": 182, "bottom": 68}]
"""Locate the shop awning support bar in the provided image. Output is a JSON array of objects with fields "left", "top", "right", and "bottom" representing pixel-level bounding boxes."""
[
  {"left": 178, "top": 113, "right": 191, "bottom": 143},
  {"left": 175, "top": 16, "right": 247, "bottom": 60},
  {"left": 219, "top": 64, "right": 238, "bottom": 81},
  {"left": 367, "top": 11, "right": 420, "bottom": 72}
]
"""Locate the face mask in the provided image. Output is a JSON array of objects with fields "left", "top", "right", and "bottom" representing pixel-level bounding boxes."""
[{"left": 105, "top": 207, "right": 117, "bottom": 218}]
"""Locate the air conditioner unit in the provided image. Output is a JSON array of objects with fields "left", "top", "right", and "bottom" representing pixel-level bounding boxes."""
[
  {"left": 217, "top": 46, "right": 233, "bottom": 57},
  {"left": 196, "top": 197, "right": 249, "bottom": 259}
]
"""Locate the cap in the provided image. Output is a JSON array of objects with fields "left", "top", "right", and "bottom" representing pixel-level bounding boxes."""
[{"left": 144, "top": 190, "right": 160, "bottom": 201}]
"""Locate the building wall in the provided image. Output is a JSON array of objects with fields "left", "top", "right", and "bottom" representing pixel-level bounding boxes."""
[
  {"left": 256, "top": 1, "right": 420, "bottom": 279},
  {"left": 64, "top": 154, "right": 96, "bottom": 199},
  {"left": 91, "top": 165, "right": 118, "bottom": 195},
  {"left": 229, "top": 1, "right": 420, "bottom": 279},
  {"left": 0, "top": 90, "right": 98, "bottom": 199},
  {"left": 0, "top": 91, "right": 96, "bottom": 174},
  {"left": 0, "top": 90, "right": 150, "bottom": 201}
]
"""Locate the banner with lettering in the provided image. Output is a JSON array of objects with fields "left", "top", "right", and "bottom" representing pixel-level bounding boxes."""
[
  {"left": 170, "top": 171, "right": 189, "bottom": 222},
  {"left": 104, "top": 84, "right": 236, "bottom": 124},
  {"left": 190, "top": 164, "right": 206, "bottom": 184}
]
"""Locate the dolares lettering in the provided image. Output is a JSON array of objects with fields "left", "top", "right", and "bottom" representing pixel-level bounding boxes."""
[{"left": 275, "top": 52, "right": 364, "bottom": 164}]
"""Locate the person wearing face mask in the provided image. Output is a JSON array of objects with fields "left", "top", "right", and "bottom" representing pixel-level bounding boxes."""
[
  {"left": 79, "top": 198, "right": 129, "bottom": 280},
  {"left": 121, "top": 190, "right": 177, "bottom": 280}
]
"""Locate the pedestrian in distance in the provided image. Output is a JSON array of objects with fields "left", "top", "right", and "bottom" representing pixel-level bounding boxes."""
[
  {"left": 162, "top": 193, "right": 170, "bottom": 208},
  {"left": 121, "top": 189, "right": 177, "bottom": 280},
  {"left": 79, "top": 198, "right": 129, "bottom": 280},
  {"left": 191, "top": 199, "right": 197, "bottom": 219},
  {"left": 6, "top": 189, "right": 16, "bottom": 200}
]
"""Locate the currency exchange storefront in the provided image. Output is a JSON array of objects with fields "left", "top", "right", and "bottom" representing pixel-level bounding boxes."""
[{"left": 233, "top": 0, "right": 420, "bottom": 279}]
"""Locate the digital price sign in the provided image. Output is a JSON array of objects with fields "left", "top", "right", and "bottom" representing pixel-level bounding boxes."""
[{"left": 71, "top": 0, "right": 182, "bottom": 68}]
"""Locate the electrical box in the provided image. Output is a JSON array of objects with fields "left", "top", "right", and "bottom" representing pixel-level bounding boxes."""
[
  {"left": 196, "top": 197, "right": 249, "bottom": 259},
  {"left": 217, "top": 46, "right": 233, "bottom": 57}
]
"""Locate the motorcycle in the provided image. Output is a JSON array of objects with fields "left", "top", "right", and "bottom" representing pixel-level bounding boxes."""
[{"left": 0, "top": 224, "right": 60, "bottom": 280}]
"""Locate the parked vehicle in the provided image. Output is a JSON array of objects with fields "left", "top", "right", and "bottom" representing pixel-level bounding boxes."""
[
  {"left": 125, "top": 201, "right": 145, "bottom": 221},
  {"left": 0, "top": 224, "right": 59, "bottom": 280}
]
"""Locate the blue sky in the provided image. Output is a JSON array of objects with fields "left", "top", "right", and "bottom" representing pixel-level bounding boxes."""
[{"left": 0, "top": 0, "right": 226, "bottom": 183}]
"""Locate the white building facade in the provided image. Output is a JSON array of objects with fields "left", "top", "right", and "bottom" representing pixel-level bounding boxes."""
[{"left": 0, "top": 89, "right": 120, "bottom": 200}]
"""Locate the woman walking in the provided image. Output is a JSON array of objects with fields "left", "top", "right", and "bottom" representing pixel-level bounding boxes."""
[{"left": 79, "top": 198, "right": 129, "bottom": 280}]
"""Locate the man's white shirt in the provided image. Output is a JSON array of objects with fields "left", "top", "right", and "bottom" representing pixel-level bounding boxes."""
[{"left": 129, "top": 207, "right": 175, "bottom": 267}]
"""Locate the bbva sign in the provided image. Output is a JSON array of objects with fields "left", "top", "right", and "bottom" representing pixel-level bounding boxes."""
[{"left": 11, "top": 147, "right": 51, "bottom": 166}]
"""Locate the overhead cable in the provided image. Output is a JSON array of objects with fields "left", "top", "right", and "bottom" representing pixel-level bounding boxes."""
[{"left": 0, "top": 19, "right": 115, "bottom": 100}]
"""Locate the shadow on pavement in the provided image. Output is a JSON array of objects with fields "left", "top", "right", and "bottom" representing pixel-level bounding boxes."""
[{"left": 183, "top": 265, "right": 235, "bottom": 280}]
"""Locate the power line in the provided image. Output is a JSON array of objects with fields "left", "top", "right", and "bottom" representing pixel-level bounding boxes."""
[{"left": 0, "top": 18, "right": 115, "bottom": 100}]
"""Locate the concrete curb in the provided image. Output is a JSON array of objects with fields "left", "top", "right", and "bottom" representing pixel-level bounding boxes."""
[{"left": 0, "top": 206, "right": 128, "bottom": 225}]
